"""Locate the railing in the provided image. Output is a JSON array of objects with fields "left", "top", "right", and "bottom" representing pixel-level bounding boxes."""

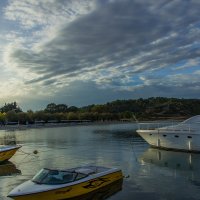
[
  {"left": 137, "top": 121, "right": 195, "bottom": 133},
  {"left": 137, "top": 121, "right": 176, "bottom": 130}
]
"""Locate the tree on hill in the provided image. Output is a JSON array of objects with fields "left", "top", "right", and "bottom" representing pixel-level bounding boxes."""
[
  {"left": 44, "top": 103, "right": 57, "bottom": 113},
  {"left": 44, "top": 103, "right": 68, "bottom": 113},
  {"left": 0, "top": 102, "right": 22, "bottom": 113},
  {"left": 67, "top": 106, "right": 78, "bottom": 112},
  {"left": 0, "top": 112, "right": 6, "bottom": 123}
]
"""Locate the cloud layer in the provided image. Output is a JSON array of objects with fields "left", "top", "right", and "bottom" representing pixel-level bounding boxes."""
[{"left": 1, "top": 0, "right": 200, "bottom": 109}]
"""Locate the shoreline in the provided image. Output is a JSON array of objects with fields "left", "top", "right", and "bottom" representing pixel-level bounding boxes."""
[
  {"left": 0, "top": 121, "right": 134, "bottom": 131},
  {"left": 0, "top": 118, "right": 184, "bottom": 131}
]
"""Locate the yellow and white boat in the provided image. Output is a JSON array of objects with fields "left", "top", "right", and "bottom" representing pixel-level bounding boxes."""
[
  {"left": 72, "top": 177, "right": 123, "bottom": 200},
  {"left": 0, "top": 145, "right": 21, "bottom": 163},
  {"left": 8, "top": 165, "right": 123, "bottom": 200}
]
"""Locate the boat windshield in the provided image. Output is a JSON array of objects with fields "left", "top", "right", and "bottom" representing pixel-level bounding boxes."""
[{"left": 32, "top": 168, "right": 87, "bottom": 185}]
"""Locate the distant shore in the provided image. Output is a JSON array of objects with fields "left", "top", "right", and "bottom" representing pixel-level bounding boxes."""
[
  {"left": 0, "top": 121, "right": 131, "bottom": 131},
  {"left": 0, "top": 118, "right": 185, "bottom": 131}
]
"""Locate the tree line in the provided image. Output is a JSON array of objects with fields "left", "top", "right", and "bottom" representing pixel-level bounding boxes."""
[{"left": 0, "top": 97, "right": 200, "bottom": 124}]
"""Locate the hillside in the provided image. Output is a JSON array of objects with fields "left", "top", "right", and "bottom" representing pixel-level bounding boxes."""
[
  {"left": 81, "top": 97, "right": 200, "bottom": 120},
  {"left": 1, "top": 97, "right": 200, "bottom": 123}
]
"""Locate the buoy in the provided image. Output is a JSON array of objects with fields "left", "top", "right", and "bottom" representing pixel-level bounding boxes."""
[
  {"left": 33, "top": 150, "right": 38, "bottom": 154},
  {"left": 123, "top": 175, "right": 130, "bottom": 178}
]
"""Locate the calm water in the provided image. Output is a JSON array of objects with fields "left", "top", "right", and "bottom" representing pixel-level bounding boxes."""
[{"left": 1, "top": 123, "right": 200, "bottom": 200}]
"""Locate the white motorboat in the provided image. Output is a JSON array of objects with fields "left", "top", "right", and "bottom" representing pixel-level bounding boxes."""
[{"left": 136, "top": 115, "right": 200, "bottom": 152}]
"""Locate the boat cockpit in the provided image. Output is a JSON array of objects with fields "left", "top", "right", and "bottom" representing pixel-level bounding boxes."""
[{"left": 32, "top": 168, "right": 91, "bottom": 185}]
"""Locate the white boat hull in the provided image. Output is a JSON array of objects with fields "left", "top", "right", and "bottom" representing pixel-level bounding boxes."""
[{"left": 137, "top": 129, "right": 200, "bottom": 152}]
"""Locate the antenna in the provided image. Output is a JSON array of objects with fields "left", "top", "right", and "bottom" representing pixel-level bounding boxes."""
[{"left": 132, "top": 114, "right": 140, "bottom": 129}]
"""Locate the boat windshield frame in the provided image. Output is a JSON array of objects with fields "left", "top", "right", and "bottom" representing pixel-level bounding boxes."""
[{"left": 32, "top": 168, "right": 88, "bottom": 185}]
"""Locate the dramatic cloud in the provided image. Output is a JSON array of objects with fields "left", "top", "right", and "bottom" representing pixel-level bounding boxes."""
[
  {"left": 4, "top": 0, "right": 95, "bottom": 28},
  {"left": 0, "top": 0, "right": 200, "bottom": 109}
]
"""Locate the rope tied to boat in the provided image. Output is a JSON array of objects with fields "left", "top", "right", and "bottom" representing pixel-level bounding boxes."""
[
  {"left": 123, "top": 175, "right": 130, "bottom": 179},
  {"left": 18, "top": 149, "right": 39, "bottom": 156}
]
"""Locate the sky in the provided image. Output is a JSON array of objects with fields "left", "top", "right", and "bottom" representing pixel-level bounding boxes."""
[{"left": 0, "top": 0, "right": 200, "bottom": 111}]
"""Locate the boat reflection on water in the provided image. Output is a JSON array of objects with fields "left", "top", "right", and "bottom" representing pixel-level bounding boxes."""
[
  {"left": 67, "top": 179, "right": 123, "bottom": 200},
  {"left": 139, "top": 148, "right": 200, "bottom": 184},
  {"left": 0, "top": 161, "right": 21, "bottom": 176}
]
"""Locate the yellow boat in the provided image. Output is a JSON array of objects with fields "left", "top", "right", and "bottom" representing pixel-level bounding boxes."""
[
  {"left": 8, "top": 166, "right": 123, "bottom": 200},
  {"left": 0, "top": 145, "right": 21, "bottom": 163},
  {"left": 70, "top": 178, "right": 123, "bottom": 200}
]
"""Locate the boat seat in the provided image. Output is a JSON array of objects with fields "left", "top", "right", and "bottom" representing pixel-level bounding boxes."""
[
  {"left": 48, "top": 177, "right": 63, "bottom": 184},
  {"left": 62, "top": 174, "right": 74, "bottom": 182},
  {"left": 75, "top": 168, "right": 95, "bottom": 175}
]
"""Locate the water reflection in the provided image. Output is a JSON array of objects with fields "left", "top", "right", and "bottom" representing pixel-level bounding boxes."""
[
  {"left": 0, "top": 132, "right": 17, "bottom": 145},
  {"left": 93, "top": 130, "right": 136, "bottom": 139},
  {"left": 0, "top": 161, "right": 21, "bottom": 176},
  {"left": 139, "top": 148, "right": 200, "bottom": 183},
  {"left": 2, "top": 123, "right": 200, "bottom": 200}
]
